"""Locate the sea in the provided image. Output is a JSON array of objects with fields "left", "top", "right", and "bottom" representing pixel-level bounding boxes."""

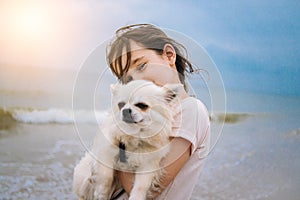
[{"left": 0, "top": 66, "right": 299, "bottom": 200}]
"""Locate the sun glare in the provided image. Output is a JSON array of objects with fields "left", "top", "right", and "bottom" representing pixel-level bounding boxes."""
[
  {"left": 12, "top": 4, "right": 49, "bottom": 40},
  {"left": 0, "top": 1, "right": 85, "bottom": 69},
  {"left": 19, "top": 10, "right": 44, "bottom": 36},
  {"left": 0, "top": 2, "right": 62, "bottom": 68}
]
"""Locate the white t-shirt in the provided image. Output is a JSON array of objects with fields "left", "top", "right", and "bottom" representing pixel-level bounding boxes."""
[{"left": 157, "top": 97, "right": 210, "bottom": 200}]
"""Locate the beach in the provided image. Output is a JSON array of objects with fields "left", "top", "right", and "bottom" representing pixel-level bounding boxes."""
[
  {"left": 1, "top": 0, "right": 299, "bottom": 199},
  {"left": 1, "top": 81, "right": 300, "bottom": 200}
]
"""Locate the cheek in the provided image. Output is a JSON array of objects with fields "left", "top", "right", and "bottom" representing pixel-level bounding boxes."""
[
  {"left": 150, "top": 65, "right": 176, "bottom": 85},
  {"left": 145, "top": 64, "right": 172, "bottom": 84},
  {"left": 131, "top": 109, "right": 144, "bottom": 121},
  {"left": 126, "top": 67, "right": 159, "bottom": 83},
  {"left": 127, "top": 64, "right": 175, "bottom": 85}
]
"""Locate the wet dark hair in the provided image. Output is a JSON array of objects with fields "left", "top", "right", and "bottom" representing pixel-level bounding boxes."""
[{"left": 106, "top": 24, "right": 197, "bottom": 89}]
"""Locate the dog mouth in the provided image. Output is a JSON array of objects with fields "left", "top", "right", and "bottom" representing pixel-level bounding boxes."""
[
  {"left": 123, "top": 117, "right": 135, "bottom": 124},
  {"left": 122, "top": 117, "right": 143, "bottom": 124}
]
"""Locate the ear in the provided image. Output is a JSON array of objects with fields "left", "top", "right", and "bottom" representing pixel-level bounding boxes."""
[
  {"left": 163, "top": 44, "right": 176, "bottom": 67},
  {"left": 162, "top": 83, "right": 183, "bottom": 103}
]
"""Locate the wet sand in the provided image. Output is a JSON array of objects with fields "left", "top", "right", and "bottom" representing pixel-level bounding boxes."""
[
  {"left": 0, "top": 123, "right": 95, "bottom": 199},
  {"left": 1, "top": 113, "right": 299, "bottom": 199}
]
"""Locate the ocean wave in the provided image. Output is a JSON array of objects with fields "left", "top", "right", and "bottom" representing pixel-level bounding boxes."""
[
  {"left": 0, "top": 107, "right": 107, "bottom": 125},
  {"left": 287, "top": 129, "right": 300, "bottom": 137},
  {"left": 0, "top": 107, "right": 254, "bottom": 126},
  {"left": 210, "top": 112, "right": 253, "bottom": 124}
]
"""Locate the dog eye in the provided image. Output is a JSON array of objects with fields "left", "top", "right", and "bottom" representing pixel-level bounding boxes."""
[
  {"left": 135, "top": 102, "right": 149, "bottom": 110},
  {"left": 118, "top": 102, "right": 125, "bottom": 110}
]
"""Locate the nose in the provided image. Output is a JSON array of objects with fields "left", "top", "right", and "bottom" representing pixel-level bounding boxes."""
[
  {"left": 122, "top": 108, "right": 135, "bottom": 123},
  {"left": 125, "top": 75, "right": 133, "bottom": 83},
  {"left": 126, "top": 72, "right": 144, "bottom": 82},
  {"left": 121, "top": 75, "right": 133, "bottom": 83}
]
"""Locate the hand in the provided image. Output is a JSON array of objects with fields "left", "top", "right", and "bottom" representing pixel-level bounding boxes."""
[{"left": 117, "top": 137, "right": 191, "bottom": 198}]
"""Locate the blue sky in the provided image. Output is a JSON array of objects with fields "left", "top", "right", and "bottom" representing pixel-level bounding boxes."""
[{"left": 0, "top": 0, "right": 299, "bottom": 96}]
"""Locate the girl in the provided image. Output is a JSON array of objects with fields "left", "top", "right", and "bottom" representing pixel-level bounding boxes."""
[{"left": 107, "top": 24, "right": 210, "bottom": 200}]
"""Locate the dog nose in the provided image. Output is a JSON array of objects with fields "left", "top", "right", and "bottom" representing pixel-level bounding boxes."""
[
  {"left": 122, "top": 108, "right": 135, "bottom": 123},
  {"left": 123, "top": 108, "right": 131, "bottom": 115}
]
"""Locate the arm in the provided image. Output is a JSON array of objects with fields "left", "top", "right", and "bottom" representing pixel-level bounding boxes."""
[{"left": 117, "top": 137, "right": 191, "bottom": 197}]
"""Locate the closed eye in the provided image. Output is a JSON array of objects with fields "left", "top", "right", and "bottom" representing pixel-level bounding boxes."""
[
  {"left": 136, "top": 63, "right": 147, "bottom": 71},
  {"left": 118, "top": 102, "right": 126, "bottom": 110},
  {"left": 134, "top": 102, "right": 149, "bottom": 111}
]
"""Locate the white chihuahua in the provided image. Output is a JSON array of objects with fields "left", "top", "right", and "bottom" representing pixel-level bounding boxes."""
[{"left": 73, "top": 80, "right": 182, "bottom": 200}]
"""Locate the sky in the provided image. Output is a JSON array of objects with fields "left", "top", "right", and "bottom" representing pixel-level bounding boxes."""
[{"left": 0, "top": 0, "right": 299, "bottom": 96}]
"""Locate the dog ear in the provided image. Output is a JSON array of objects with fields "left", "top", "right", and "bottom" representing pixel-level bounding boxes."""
[{"left": 162, "top": 83, "right": 183, "bottom": 103}]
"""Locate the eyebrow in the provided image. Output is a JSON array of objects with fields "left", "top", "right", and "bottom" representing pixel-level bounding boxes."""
[{"left": 132, "top": 56, "right": 144, "bottom": 65}]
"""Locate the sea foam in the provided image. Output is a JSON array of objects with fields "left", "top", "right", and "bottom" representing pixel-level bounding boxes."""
[{"left": 0, "top": 107, "right": 107, "bottom": 125}]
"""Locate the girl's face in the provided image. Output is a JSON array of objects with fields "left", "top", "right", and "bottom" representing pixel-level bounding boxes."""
[{"left": 121, "top": 41, "right": 179, "bottom": 86}]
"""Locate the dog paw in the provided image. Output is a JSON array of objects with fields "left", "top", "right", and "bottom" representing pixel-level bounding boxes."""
[
  {"left": 77, "top": 176, "right": 96, "bottom": 200},
  {"left": 94, "top": 191, "right": 112, "bottom": 200},
  {"left": 128, "top": 194, "right": 146, "bottom": 200},
  {"left": 93, "top": 186, "right": 111, "bottom": 200},
  {"left": 93, "top": 195, "right": 107, "bottom": 200}
]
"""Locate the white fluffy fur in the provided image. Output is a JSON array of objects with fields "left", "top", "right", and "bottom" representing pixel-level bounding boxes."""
[{"left": 73, "top": 80, "right": 182, "bottom": 200}]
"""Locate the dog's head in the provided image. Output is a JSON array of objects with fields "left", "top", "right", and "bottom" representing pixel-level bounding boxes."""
[{"left": 110, "top": 80, "right": 182, "bottom": 138}]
